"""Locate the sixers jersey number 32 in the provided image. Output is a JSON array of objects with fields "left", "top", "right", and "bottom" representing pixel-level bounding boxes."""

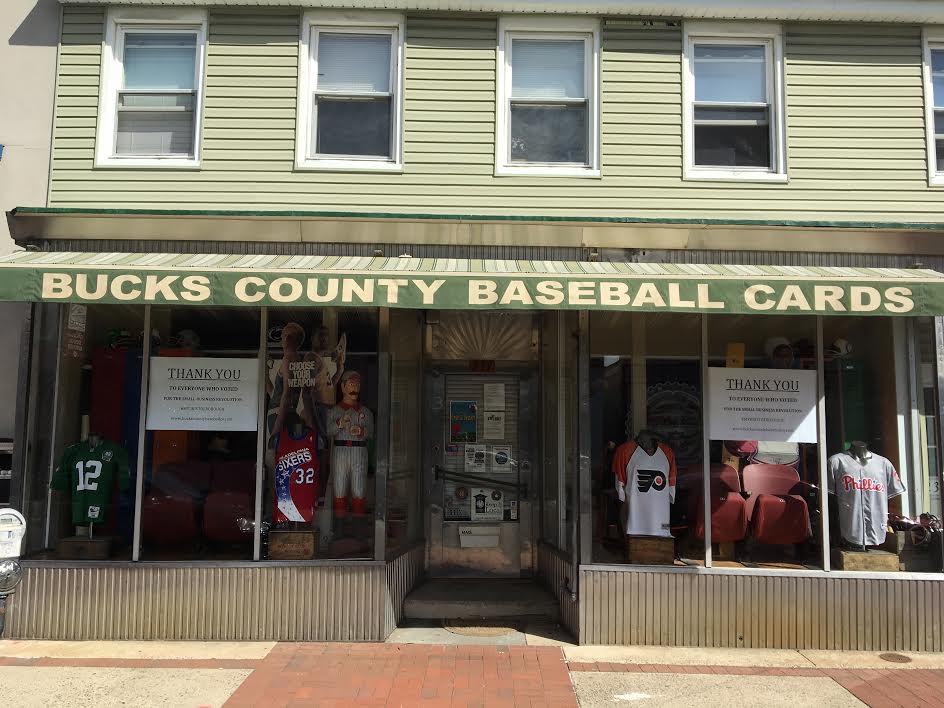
[{"left": 274, "top": 429, "right": 319, "bottom": 523}]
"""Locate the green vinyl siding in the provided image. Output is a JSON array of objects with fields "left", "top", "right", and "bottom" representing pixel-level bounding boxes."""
[{"left": 48, "top": 7, "right": 944, "bottom": 222}]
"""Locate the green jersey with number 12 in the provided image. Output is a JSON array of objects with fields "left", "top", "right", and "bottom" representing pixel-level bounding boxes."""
[{"left": 50, "top": 440, "right": 130, "bottom": 525}]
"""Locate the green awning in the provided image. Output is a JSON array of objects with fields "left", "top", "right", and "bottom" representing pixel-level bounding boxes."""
[{"left": 1, "top": 250, "right": 942, "bottom": 316}]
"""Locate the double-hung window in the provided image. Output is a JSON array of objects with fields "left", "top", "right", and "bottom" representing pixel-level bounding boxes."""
[
  {"left": 497, "top": 17, "right": 600, "bottom": 177},
  {"left": 96, "top": 8, "right": 206, "bottom": 168},
  {"left": 297, "top": 12, "right": 404, "bottom": 171},
  {"left": 683, "top": 23, "right": 786, "bottom": 181},
  {"left": 923, "top": 33, "right": 944, "bottom": 186}
]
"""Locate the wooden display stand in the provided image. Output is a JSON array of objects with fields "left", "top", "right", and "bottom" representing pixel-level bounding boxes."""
[
  {"left": 268, "top": 530, "right": 316, "bottom": 560},
  {"left": 627, "top": 535, "right": 675, "bottom": 565},
  {"left": 57, "top": 535, "right": 112, "bottom": 560},
  {"left": 831, "top": 548, "right": 899, "bottom": 572}
]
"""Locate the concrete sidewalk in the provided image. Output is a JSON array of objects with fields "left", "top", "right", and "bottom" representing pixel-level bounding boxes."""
[{"left": 0, "top": 639, "right": 942, "bottom": 707}]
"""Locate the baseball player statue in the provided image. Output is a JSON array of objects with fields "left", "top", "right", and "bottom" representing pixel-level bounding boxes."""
[{"left": 327, "top": 371, "right": 374, "bottom": 521}]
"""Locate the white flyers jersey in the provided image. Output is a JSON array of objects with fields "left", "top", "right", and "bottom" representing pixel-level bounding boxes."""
[{"left": 612, "top": 441, "right": 677, "bottom": 538}]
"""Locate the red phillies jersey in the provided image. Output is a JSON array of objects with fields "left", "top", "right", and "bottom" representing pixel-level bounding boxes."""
[{"left": 274, "top": 428, "right": 319, "bottom": 523}]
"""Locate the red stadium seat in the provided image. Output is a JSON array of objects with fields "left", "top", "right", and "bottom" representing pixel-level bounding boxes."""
[
  {"left": 210, "top": 460, "right": 256, "bottom": 494},
  {"left": 141, "top": 492, "right": 197, "bottom": 546},
  {"left": 742, "top": 463, "right": 811, "bottom": 545},
  {"left": 694, "top": 464, "right": 749, "bottom": 543},
  {"left": 203, "top": 490, "right": 253, "bottom": 543}
]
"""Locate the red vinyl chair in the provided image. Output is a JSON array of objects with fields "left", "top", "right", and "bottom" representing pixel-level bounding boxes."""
[
  {"left": 203, "top": 460, "right": 256, "bottom": 543},
  {"left": 203, "top": 490, "right": 254, "bottom": 543},
  {"left": 742, "top": 463, "right": 811, "bottom": 545},
  {"left": 694, "top": 464, "right": 749, "bottom": 543}
]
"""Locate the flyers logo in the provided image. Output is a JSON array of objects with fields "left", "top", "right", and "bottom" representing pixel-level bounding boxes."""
[{"left": 636, "top": 469, "right": 667, "bottom": 493}]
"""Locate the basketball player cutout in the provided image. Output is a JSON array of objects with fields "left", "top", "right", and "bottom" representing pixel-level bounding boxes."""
[{"left": 327, "top": 371, "right": 374, "bottom": 524}]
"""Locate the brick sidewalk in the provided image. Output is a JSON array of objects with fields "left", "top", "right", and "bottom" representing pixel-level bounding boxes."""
[
  {"left": 569, "top": 660, "right": 944, "bottom": 708},
  {"left": 3, "top": 643, "right": 944, "bottom": 707},
  {"left": 225, "top": 644, "right": 577, "bottom": 708}
]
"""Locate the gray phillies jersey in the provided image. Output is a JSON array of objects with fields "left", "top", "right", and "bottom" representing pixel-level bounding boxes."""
[{"left": 827, "top": 451, "right": 905, "bottom": 546}]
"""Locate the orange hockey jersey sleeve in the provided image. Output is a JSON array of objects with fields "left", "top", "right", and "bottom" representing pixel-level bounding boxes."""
[{"left": 612, "top": 441, "right": 638, "bottom": 502}]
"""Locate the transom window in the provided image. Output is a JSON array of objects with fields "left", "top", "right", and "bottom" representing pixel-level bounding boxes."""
[
  {"left": 496, "top": 18, "right": 600, "bottom": 177},
  {"left": 96, "top": 9, "right": 206, "bottom": 168},
  {"left": 683, "top": 24, "right": 786, "bottom": 182},
  {"left": 297, "top": 13, "right": 404, "bottom": 172}
]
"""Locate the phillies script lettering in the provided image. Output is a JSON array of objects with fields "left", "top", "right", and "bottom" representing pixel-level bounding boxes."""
[{"left": 840, "top": 475, "right": 886, "bottom": 493}]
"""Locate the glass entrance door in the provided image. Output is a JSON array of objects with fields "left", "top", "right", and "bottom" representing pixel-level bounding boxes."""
[{"left": 425, "top": 372, "right": 537, "bottom": 577}]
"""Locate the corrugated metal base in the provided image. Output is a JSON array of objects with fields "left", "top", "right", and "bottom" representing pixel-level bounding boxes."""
[
  {"left": 537, "top": 543, "right": 579, "bottom": 639},
  {"left": 580, "top": 568, "right": 944, "bottom": 651},
  {"left": 6, "top": 564, "right": 388, "bottom": 641},
  {"left": 385, "top": 544, "right": 426, "bottom": 636}
]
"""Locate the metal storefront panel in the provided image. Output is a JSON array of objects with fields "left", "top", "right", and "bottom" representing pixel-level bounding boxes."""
[
  {"left": 384, "top": 544, "right": 425, "bottom": 635},
  {"left": 579, "top": 568, "right": 944, "bottom": 651},
  {"left": 537, "top": 543, "right": 579, "bottom": 638},
  {"left": 5, "top": 564, "right": 388, "bottom": 641}
]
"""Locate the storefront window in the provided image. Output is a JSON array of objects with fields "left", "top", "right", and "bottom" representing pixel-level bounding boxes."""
[
  {"left": 35, "top": 304, "right": 144, "bottom": 560},
  {"left": 825, "top": 316, "right": 943, "bottom": 573},
  {"left": 708, "top": 314, "right": 822, "bottom": 569},
  {"left": 140, "top": 306, "right": 261, "bottom": 560},
  {"left": 262, "top": 308, "right": 377, "bottom": 560},
  {"left": 590, "top": 312, "right": 704, "bottom": 566},
  {"left": 387, "top": 309, "right": 423, "bottom": 558}
]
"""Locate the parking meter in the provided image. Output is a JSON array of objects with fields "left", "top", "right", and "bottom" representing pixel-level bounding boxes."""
[{"left": 0, "top": 509, "right": 26, "bottom": 637}]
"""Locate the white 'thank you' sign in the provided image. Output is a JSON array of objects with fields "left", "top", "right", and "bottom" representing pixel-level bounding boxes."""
[{"left": 707, "top": 367, "right": 817, "bottom": 443}]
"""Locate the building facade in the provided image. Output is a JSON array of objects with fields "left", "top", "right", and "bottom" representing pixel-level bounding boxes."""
[
  {"left": 4, "top": 0, "right": 944, "bottom": 647},
  {"left": 0, "top": 0, "right": 60, "bottom": 503}
]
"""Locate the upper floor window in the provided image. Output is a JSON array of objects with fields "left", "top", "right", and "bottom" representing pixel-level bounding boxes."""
[
  {"left": 683, "top": 23, "right": 786, "bottom": 182},
  {"left": 496, "top": 17, "right": 600, "bottom": 177},
  {"left": 96, "top": 8, "right": 206, "bottom": 169},
  {"left": 296, "top": 12, "right": 404, "bottom": 172},
  {"left": 923, "top": 33, "right": 944, "bottom": 186}
]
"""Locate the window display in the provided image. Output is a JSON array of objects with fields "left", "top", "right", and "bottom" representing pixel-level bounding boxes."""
[
  {"left": 612, "top": 430, "right": 677, "bottom": 539},
  {"left": 51, "top": 434, "right": 131, "bottom": 529},
  {"left": 263, "top": 309, "right": 377, "bottom": 560},
  {"left": 825, "top": 316, "right": 944, "bottom": 572},
  {"left": 140, "top": 306, "right": 260, "bottom": 560}
]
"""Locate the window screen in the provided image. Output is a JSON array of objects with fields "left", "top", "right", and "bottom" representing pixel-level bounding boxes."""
[
  {"left": 313, "top": 32, "right": 394, "bottom": 159},
  {"left": 116, "top": 33, "right": 198, "bottom": 157},
  {"left": 692, "top": 44, "right": 771, "bottom": 169},
  {"left": 509, "top": 38, "right": 589, "bottom": 165}
]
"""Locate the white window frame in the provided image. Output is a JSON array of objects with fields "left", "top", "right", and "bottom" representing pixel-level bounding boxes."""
[
  {"left": 923, "top": 28, "right": 944, "bottom": 187},
  {"left": 682, "top": 21, "right": 787, "bottom": 183},
  {"left": 496, "top": 16, "right": 600, "bottom": 178},
  {"left": 296, "top": 11, "right": 404, "bottom": 172},
  {"left": 95, "top": 7, "right": 207, "bottom": 169}
]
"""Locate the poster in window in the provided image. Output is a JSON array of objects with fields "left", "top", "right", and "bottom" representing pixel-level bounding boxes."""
[
  {"left": 450, "top": 400, "right": 477, "bottom": 443},
  {"left": 491, "top": 445, "right": 514, "bottom": 474},
  {"left": 464, "top": 444, "right": 487, "bottom": 474},
  {"left": 470, "top": 487, "right": 504, "bottom": 521},
  {"left": 484, "top": 383, "right": 505, "bottom": 410},
  {"left": 482, "top": 411, "right": 505, "bottom": 440}
]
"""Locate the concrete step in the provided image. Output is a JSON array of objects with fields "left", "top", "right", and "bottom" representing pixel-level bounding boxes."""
[{"left": 403, "top": 579, "right": 559, "bottom": 621}]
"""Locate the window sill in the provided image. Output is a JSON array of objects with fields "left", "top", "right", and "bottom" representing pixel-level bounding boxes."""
[
  {"left": 295, "top": 159, "right": 403, "bottom": 173},
  {"left": 495, "top": 164, "right": 601, "bottom": 179},
  {"left": 684, "top": 168, "right": 788, "bottom": 184},
  {"left": 930, "top": 174, "right": 944, "bottom": 187},
  {"left": 95, "top": 157, "right": 201, "bottom": 170}
]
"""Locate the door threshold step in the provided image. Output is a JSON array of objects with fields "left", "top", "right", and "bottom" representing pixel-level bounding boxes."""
[{"left": 403, "top": 579, "right": 559, "bottom": 621}]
